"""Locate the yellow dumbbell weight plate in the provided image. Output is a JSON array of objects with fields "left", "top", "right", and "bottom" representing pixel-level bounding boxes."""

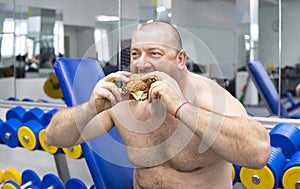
[
  {"left": 38, "top": 129, "right": 59, "bottom": 154},
  {"left": 3, "top": 182, "right": 18, "bottom": 189},
  {"left": 18, "top": 126, "right": 37, "bottom": 150},
  {"left": 240, "top": 166, "right": 274, "bottom": 189},
  {"left": 3, "top": 168, "right": 21, "bottom": 185},
  {"left": 282, "top": 166, "right": 300, "bottom": 189},
  {"left": 62, "top": 145, "right": 83, "bottom": 159},
  {"left": 0, "top": 168, "right": 3, "bottom": 182},
  {"left": 232, "top": 166, "right": 235, "bottom": 182}
]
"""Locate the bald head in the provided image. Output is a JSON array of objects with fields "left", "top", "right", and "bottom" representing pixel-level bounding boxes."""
[{"left": 132, "top": 21, "right": 182, "bottom": 50}]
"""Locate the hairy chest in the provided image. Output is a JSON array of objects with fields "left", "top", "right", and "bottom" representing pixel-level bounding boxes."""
[{"left": 113, "top": 101, "right": 219, "bottom": 170}]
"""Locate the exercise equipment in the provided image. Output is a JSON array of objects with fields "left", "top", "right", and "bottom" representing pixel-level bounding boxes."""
[
  {"left": 0, "top": 168, "right": 3, "bottom": 182},
  {"left": 281, "top": 150, "right": 300, "bottom": 189},
  {"left": 0, "top": 119, "right": 23, "bottom": 148},
  {"left": 44, "top": 74, "right": 63, "bottom": 99},
  {"left": 35, "top": 99, "right": 49, "bottom": 103},
  {"left": 269, "top": 122, "right": 300, "bottom": 159},
  {"left": 22, "top": 107, "right": 44, "bottom": 123},
  {"left": 6, "top": 97, "right": 20, "bottom": 101},
  {"left": 21, "top": 98, "right": 34, "bottom": 102},
  {"left": 17, "top": 120, "right": 44, "bottom": 150},
  {"left": 240, "top": 147, "right": 286, "bottom": 189},
  {"left": 232, "top": 164, "right": 241, "bottom": 185},
  {"left": 2, "top": 169, "right": 41, "bottom": 189},
  {"left": 2, "top": 168, "right": 22, "bottom": 186},
  {"left": 41, "top": 109, "right": 58, "bottom": 126},
  {"left": 247, "top": 61, "right": 300, "bottom": 118},
  {"left": 0, "top": 119, "right": 3, "bottom": 143},
  {"left": 54, "top": 58, "right": 133, "bottom": 188},
  {"left": 38, "top": 128, "right": 61, "bottom": 154},
  {"left": 41, "top": 173, "right": 64, "bottom": 189},
  {"left": 62, "top": 145, "right": 83, "bottom": 159},
  {"left": 65, "top": 178, "right": 87, "bottom": 189},
  {"left": 6, "top": 106, "right": 26, "bottom": 122}
]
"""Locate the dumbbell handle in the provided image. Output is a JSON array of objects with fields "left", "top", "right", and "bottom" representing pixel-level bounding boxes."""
[{"left": 21, "top": 181, "right": 33, "bottom": 189}]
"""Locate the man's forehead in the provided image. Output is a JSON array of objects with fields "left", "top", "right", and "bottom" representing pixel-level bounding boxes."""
[{"left": 130, "top": 42, "right": 179, "bottom": 51}]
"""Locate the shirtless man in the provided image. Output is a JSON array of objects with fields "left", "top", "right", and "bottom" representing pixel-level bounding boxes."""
[{"left": 45, "top": 21, "right": 270, "bottom": 188}]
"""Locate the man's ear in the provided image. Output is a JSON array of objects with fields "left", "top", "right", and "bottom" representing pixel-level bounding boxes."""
[{"left": 177, "top": 50, "right": 187, "bottom": 70}]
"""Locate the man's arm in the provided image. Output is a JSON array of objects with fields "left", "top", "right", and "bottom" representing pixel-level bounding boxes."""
[
  {"left": 45, "top": 71, "right": 131, "bottom": 147},
  {"left": 146, "top": 71, "right": 270, "bottom": 169},
  {"left": 177, "top": 97, "right": 270, "bottom": 169},
  {"left": 175, "top": 79, "right": 270, "bottom": 169},
  {"left": 45, "top": 101, "right": 96, "bottom": 147}
]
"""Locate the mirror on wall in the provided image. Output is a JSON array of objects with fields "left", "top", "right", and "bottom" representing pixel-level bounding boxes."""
[
  {"left": 0, "top": 3, "right": 64, "bottom": 79},
  {"left": 0, "top": 3, "right": 64, "bottom": 103}
]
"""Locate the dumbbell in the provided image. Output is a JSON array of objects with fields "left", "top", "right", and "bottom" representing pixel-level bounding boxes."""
[
  {"left": 22, "top": 107, "right": 45, "bottom": 124},
  {"left": 0, "top": 168, "right": 3, "bottom": 183},
  {"left": 2, "top": 169, "right": 41, "bottom": 189},
  {"left": 0, "top": 119, "right": 3, "bottom": 143},
  {"left": 41, "top": 173, "right": 64, "bottom": 189},
  {"left": 6, "top": 97, "right": 20, "bottom": 101},
  {"left": 65, "top": 178, "right": 87, "bottom": 189},
  {"left": 0, "top": 168, "right": 22, "bottom": 186},
  {"left": 6, "top": 106, "right": 26, "bottom": 122},
  {"left": 62, "top": 144, "right": 83, "bottom": 159},
  {"left": 240, "top": 147, "right": 287, "bottom": 189},
  {"left": 0, "top": 119, "right": 23, "bottom": 148},
  {"left": 17, "top": 120, "right": 45, "bottom": 151},
  {"left": 281, "top": 150, "right": 300, "bottom": 189},
  {"left": 41, "top": 109, "right": 58, "bottom": 126},
  {"left": 35, "top": 99, "right": 49, "bottom": 103},
  {"left": 232, "top": 164, "right": 241, "bottom": 185},
  {"left": 38, "top": 128, "right": 61, "bottom": 155},
  {"left": 269, "top": 122, "right": 300, "bottom": 159},
  {"left": 21, "top": 98, "right": 34, "bottom": 102}
]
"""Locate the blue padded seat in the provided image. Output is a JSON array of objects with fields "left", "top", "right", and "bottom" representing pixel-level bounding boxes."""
[
  {"left": 247, "top": 61, "right": 300, "bottom": 119},
  {"left": 54, "top": 58, "right": 133, "bottom": 189}
]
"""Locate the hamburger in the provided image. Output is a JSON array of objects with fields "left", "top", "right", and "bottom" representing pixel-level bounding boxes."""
[{"left": 122, "top": 73, "right": 157, "bottom": 101}]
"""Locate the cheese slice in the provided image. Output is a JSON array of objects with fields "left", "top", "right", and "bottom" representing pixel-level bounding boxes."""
[{"left": 131, "top": 91, "right": 144, "bottom": 100}]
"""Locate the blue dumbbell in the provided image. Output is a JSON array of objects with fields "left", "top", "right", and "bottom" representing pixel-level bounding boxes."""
[
  {"left": 281, "top": 150, "right": 300, "bottom": 189},
  {"left": 232, "top": 164, "right": 241, "bottom": 185},
  {"left": 21, "top": 98, "right": 34, "bottom": 102},
  {"left": 38, "top": 127, "right": 62, "bottom": 155},
  {"left": 41, "top": 109, "right": 58, "bottom": 126},
  {"left": 41, "top": 173, "right": 64, "bottom": 189},
  {"left": 65, "top": 178, "right": 87, "bottom": 189},
  {"left": 240, "top": 147, "right": 287, "bottom": 189},
  {"left": 0, "top": 119, "right": 3, "bottom": 143},
  {"left": 6, "top": 97, "right": 20, "bottom": 101},
  {"left": 269, "top": 122, "right": 300, "bottom": 159},
  {"left": 0, "top": 119, "right": 23, "bottom": 148},
  {"left": 3, "top": 169, "right": 42, "bottom": 189},
  {"left": 6, "top": 106, "right": 26, "bottom": 122},
  {"left": 18, "top": 120, "right": 45, "bottom": 150},
  {"left": 23, "top": 107, "right": 45, "bottom": 123}
]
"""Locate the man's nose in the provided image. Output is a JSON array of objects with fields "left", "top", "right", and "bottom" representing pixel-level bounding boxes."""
[{"left": 137, "top": 53, "right": 150, "bottom": 69}]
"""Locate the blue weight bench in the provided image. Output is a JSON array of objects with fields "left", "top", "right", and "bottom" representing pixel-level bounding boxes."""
[
  {"left": 54, "top": 58, "right": 133, "bottom": 189},
  {"left": 247, "top": 61, "right": 300, "bottom": 118}
]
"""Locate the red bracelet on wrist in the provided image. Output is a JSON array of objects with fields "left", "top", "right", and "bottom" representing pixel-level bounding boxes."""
[{"left": 174, "top": 101, "right": 189, "bottom": 119}]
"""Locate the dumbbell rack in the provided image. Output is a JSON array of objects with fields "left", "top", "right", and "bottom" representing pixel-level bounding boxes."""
[{"left": 0, "top": 99, "right": 71, "bottom": 183}]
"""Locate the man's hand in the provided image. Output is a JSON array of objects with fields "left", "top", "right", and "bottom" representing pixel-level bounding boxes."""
[
  {"left": 89, "top": 71, "right": 131, "bottom": 113},
  {"left": 142, "top": 71, "right": 187, "bottom": 115}
]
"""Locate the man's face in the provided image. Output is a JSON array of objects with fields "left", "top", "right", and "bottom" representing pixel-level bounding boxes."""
[{"left": 130, "top": 29, "right": 180, "bottom": 74}]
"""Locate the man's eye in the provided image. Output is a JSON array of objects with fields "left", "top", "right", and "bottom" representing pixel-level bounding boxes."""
[
  {"left": 151, "top": 51, "right": 162, "bottom": 57},
  {"left": 131, "top": 52, "right": 139, "bottom": 57}
]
